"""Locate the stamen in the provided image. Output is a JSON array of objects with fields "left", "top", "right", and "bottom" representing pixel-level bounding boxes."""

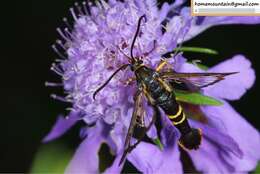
[
  {"left": 69, "top": 7, "right": 78, "bottom": 21},
  {"left": 71, "top": 64, "right": 80, "bottom": 73},
  {"left": 82, "top": 2, "right": 88, "bottom": 15},
  {"left": 52, "top": 44, "right": 67, "bottom": 59},
  {"left": 55, "top": 59, "right": 64, "bottom": 62},
  {"left": 74, "top": 2, "right": 84, "bottom": 16},
  {"left": 56, "top": 28, "right": 71, "bottom": 42},
  {"left": 50, "top": 63, "right": 64, "bottom": 76},
  {"left": 62, "top": 17, "right": 73, "bottom": 31},
  {"left": 100, "top": 0, "right": 110, "bottom": 10},
  {"left": 66, "top": 107, "right": 76, "bottom": 112},
  {"left": 191, "top": 59, "right": 202, "bottom": 65},
  {"left": 64, "top": 28, "right": 77, "bottom": 41},
  {"left": 56, "top": 39, "right": 66, "bottom": 50},
  {"left": 160, "top": 24, "right": 167, "bottom": 33},
  {"left": 45, "top": 81, "right": 63, "bottom": 87},
  {"left": 83, "top": 1, "right": 98, "bottom": 24},
  {"left": 82, "top": 1, "right": 91, "bottom": 15},
  {"left": 50, "top": 94, "right": 71, "bottom": 102}
]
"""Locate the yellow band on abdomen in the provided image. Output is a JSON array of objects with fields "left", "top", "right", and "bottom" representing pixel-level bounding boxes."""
[
  {"left": 168, "top": 105, "right": 182, "bottom": 119},
  {"left": 173, "top": 112, "right": 186, "bottom": 125}
]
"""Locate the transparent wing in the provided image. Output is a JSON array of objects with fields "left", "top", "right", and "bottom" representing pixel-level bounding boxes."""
[
  {"left": 160, "top": 71, "right": 238, "bottom": 88},
  {"left": 119, "top": 104, "right": 159, "bottom": 165},
  {"left": 119, "top": 91, "right": 144, "bottom": 165}
]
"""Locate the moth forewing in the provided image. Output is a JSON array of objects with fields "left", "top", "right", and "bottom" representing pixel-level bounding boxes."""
[
  {"left": 160, "top": 71, "right": 238, "bottom": 88},
  {"left": 119, "top": 91, "right": 144, "bottom": 165}
]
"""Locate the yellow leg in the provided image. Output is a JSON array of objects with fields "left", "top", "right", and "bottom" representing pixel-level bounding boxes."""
[
  {"left": 157, "top": 78, "right": 172, "bottom": 92},
  {"left": 156, "top": 58, "right": 174, "bottom": 72},
  {"left": 156, "top": 59, "right": 168, "bottom": 72},
  {"left": 142, "top": 83, "right": 156, "bottom": 105}
]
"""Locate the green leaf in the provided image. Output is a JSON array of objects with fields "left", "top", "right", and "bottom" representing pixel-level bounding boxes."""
[
  {"left": 253, "top": 162, "right": 260, "bottom": 174},
  {"left": 153, "top": 138, "right": 164, "bottom": 150},
  {"left": 30, "top": 143, "right": 73, "bottom": 173},
  {"left": 175, "top": 46, "right": 218, "bottom": 55},
  {"left": 174, "top": 89, "right": 223, "bottom": 106}
]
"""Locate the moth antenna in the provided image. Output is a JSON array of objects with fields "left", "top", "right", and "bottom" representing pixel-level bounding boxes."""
[
  {"left": 130, "top": 15, "right": 146, "bottom": 61},
  {"left": 93, "top": 64, "right": 129, "bottom": 100}
]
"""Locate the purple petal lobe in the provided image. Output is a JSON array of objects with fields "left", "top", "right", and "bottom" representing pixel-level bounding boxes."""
[
  {"left": 205, "top": 55, "right": 255, "bottom": 100},
  {"left": 127, "top": 142, "right": 183, "bottom": 174},
  {"left": 188, "top": 120, "right": 243, "bottom": 173},
  {"left": 172, "top": 54, "right": 187, "bottom": 72},
  {"left": 173, "top": 0, "right": 187, "bottom": 7},
  {"left": 185, "top": 15, "right": 260, "bottom": 41},
  {"left": 159, "top": 3, "right": 170, "bottom": 22},
  {"left": 190, "top": 120, "right": 243, "bottom": 158},
  {"left": 201, "top": 101, "right": 260, "bottom": 171},
  {"left": 188, "top": 133, "right": 235, "bottom": 173},
  {"left": 43, "top": 113, "right": 79, "bottom": 142},
  {"left": 65, "top": 123, "right": 104, "bottom": 174}
]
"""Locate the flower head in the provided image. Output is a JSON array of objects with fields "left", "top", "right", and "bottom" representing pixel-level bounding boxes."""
[{"left": 44, "top": 0, "right": 260, "bottom": 173}]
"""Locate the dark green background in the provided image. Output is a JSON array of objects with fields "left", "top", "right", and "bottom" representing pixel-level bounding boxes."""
[{"left": 1, "top": 0, "right": 260, "bottom": 172}]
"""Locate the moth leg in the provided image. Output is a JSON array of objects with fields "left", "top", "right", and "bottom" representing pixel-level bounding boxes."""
[
  {"left": 156, "top": 58, "right": 171, "bottom": 72},
  {"left": 142, "top": 84, "right": 156, "bottom": 105},
  {"left": 157, "top": 78, "right": 173, "bottom": 92}
]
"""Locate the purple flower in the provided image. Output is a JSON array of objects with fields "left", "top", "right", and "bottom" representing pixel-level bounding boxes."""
[{"left": 44, "top": 0, "right": 260, "bottom": 173}]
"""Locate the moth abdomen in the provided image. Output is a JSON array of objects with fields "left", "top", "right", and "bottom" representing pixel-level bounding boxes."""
[
  {"left": 167, "top": 104, "right": 202, "bottom": 150},
  {"left": 179, "top": 128, "right": 202, "bottom": 150}
]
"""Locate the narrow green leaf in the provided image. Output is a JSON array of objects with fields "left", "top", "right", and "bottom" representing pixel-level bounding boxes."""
[
  {"left": 153, "top": 138, "right": 164, "bottom": 150},
  {"left": 175, "top": 46, "right": 218, "bottom": 55},
  {"left": 174, "top": 89, "right": 223, "bottom": 106}
]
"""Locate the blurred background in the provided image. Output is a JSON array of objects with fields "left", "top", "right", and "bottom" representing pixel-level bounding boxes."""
[{"left": 1, "top": 0, "right": 260, "bottom": 172}]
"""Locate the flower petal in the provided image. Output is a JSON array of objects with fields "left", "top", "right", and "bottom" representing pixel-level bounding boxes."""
[
  {"left": 190, "top": 120, "right": 243, "bottom": 158},
  {"left": 188, "top": 132, "right": 235, "bottom": 173},
  {"left": 178, "top": 55, "right": 255, "bottom": 101},
  {"left": 65, "top": 123, "right": 104, "bottom": 174},
  {"left": 159, "top": 2, "right": 171, "bottom": 22},
  {"left": 42, "top": 112, "right": 79, "bottom": 142},
  {"left": 126, "top": 113, "right": 183, "bottom": 174},
  {"left": 205, "top": 55, "right": 255, "bottom": 100},
  {"left": 185, "top": 16, "right": 260, "bottom": 41},
  {"left": 201, "top": 101, "right": 260, "bottom": 171},
  {"left": 159, "top": 8, "right": 192, "bottom": 53},
  {"left": 187, "top": 119, "right": 244, "bottom": 173},
  {"left": 127, "top": 141, "right": 183, "bottom": 174}
]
